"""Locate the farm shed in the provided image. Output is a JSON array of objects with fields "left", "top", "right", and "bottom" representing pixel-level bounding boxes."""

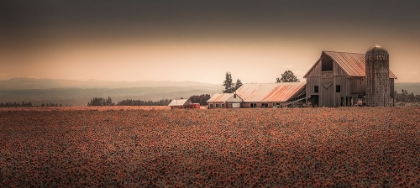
[
  {"left": 168, "top": 99, "right": 192, "bottom": 109},
  {"left": 304, "top": 45, "right": 397, "bottom": 107},
  {"left": 235, "top": 82, "right": 306, "bottom": 108},
  {"left": 207, "top": 93, "right": 243, "bottom": 108}
]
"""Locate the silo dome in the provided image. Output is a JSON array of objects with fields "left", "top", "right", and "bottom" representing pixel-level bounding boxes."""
[{"left": 366, "top": 44, "right": 389, "bottom": 56}]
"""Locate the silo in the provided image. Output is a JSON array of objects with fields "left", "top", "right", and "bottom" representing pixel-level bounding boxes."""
[{"left": 365, "top": 45, "right": 390, "bottom": 107}]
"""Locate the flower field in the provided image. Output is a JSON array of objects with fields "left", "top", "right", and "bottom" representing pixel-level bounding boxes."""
[{"left": 1, "top": 107, "right": 419, "bottom": 187}]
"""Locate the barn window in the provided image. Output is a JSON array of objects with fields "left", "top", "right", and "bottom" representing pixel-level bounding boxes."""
[
  {"left": 250, "top": 103, "right": 257, "bottom": 108},
  {"left": 210, "top": 104, "right": 213, "bottom": 108},
  {"left": 261, "top": 103, "right": 268, "bottom": 108},
  {"left": 221, "top": 103, "right": 225, "bottom": 108},
  {"left": 336, "top": 85, "right": 341, "bottom": 92},
  {"left": 216, "top": 104, "right": 219, "bottom": 108},
  {"left": 314, "top": 86, "right": 319, "bottom": 93},
  {"left": 322, "top": 58, "right": 333, "bottom": 71}
]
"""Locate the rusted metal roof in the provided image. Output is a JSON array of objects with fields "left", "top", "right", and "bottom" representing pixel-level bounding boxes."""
[
  {"left": 235, "top": 82, "right": 306, "bottom": 102},
  {"left": 207, "top": 93, "right": 234, "bottom": 103},
  {"left": 168, "top": 99, "right": 190, "bottom": 106},
  {"left": 325, "top": 51, "right": 366, "bottom": 77},
  {"left": 304, "top": 51, "right": 397, "bottom": 79},
  {"left": 207, "top": 93, "right": 243, "bottom": 103}
]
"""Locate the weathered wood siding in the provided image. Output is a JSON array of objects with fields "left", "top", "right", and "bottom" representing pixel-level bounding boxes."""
[
  {"left": 390, "top": 78, "right": 395, "bottom": 98},
  {"left": 350, "top": 78, "right": 366, "bottom": 94},
  {"left": 306, "top": 76, "right": 320, "bottom": 96},
  {"left": 320, "top": 55, "right": 335, "bottom": 107},
  {"left": 320, "top": 72, "right": 334, "bottom": 107},
  {"left": 333, "top": 62, "right": 352, "bottom": 107},
  {"left": 305, "top": 59, "right": 321, "bottom": 105},
  {"left": 306, "top": 59, "right": 322, "bottom": 77}
]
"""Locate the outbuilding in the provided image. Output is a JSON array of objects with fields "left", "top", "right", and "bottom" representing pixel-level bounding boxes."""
[
  {"left": 168, "top": 99, "right": 192, "bottom": 109},
  {"left": 236, "top": 82, "right": 306, "bottom": 108}
]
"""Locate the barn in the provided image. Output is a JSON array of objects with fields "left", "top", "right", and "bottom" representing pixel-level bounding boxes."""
[
  {"left": 235, "top": 82, "right": 306, "bottom": 108},
  {"left": 207, "top": 93, "right": 243, "bottom": 108},
  {"left": 207, "top": 82, "right": 306, "bottom": 108},
  {"left": 304, "top": 45, "right": 397, "bottom": 107},
  {"left": 168, "top": 99, "right": 192, "bottom": 109}
]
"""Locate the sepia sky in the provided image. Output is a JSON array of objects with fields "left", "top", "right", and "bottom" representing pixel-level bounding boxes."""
[{"left": 1, "top": 0, "right": 420, "bottom": 84}]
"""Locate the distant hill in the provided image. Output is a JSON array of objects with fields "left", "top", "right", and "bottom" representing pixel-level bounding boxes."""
[
  {"left": 0, "top": 78, "right": 223, "bottom": 106},
  {"left": 395, "top": 83, "right": 420, "bottom": 95},
  {"left": 0, "top": 77, "right": 219, "bottom": 90}
]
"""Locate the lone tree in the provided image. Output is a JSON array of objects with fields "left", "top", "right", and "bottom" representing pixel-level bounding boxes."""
[
  {"left": 223, "top": 72, "right": 234, "bottom": 93},
  {"left": 276, "top": 70, "right": 300, "bottom": 83}
]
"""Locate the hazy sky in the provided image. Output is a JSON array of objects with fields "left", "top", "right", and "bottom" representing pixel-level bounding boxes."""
[{"left": 1, "top": 0, "right": 420, "bottom": 84}]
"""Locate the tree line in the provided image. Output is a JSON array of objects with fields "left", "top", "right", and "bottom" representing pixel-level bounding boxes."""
[
  {"left": 395, "top": 89, "right": 420, "bottom": 103},
  {"left": 87, "top": 97, "right": 172, "bottom": 106},
  {"left": 117, "top": 99, "right": 172, "bottom": 106},
  {"left": 0, "top": 101, "right": 33, "bottom": 107},
  {"left": 41, "top": 103, "right": 64, "bottom": 107},
  {"left": 87, "top": 97, "right": 115, "bottom": 106},
  {"left": 189, "top": 94, "right": 211, "bottom": 105},
  {"left": 0, "top": 101, "right": 68, "bottom": 107}
]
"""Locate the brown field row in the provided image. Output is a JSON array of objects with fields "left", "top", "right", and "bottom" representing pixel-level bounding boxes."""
[
  {"left": 0, "top": 106, "right": 172, "bottom": 112},
  {"left": 1, "top": 107, "right": 419, "bottom": 187},
  {"left": 0, "top": 106, "right": 211, "bottom": 112}
]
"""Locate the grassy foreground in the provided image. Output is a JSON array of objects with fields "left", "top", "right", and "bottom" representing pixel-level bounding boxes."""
[{"left": 1, "top": 107, "right": 419, "bottom": 187}]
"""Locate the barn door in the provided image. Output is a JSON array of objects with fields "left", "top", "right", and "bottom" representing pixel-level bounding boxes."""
[
  {"left": 310, "top": 95, "right": 319, "bottom": 106},
  {"left": 321, "top": 81, "right": 333, "bottom": 107}
]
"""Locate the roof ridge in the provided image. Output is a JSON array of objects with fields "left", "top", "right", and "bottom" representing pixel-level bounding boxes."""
[{"left": 323, "top": 50, "right": 364, "bottom": 55}]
